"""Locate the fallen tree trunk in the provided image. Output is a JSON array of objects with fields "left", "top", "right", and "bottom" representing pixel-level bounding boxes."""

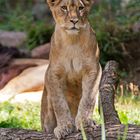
[
  {"left": 0, "top": 124, "right": 140, "bottom": 140},
  {"left": 0, "top": 61, "right": 140, "bottom": 140}
]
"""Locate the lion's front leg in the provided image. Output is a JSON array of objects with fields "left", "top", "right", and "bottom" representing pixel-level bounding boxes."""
[
  {"left": 75, "top": 65, "right": 102, "bottom": 130},
  {"left": 47, "top": 71, "right": 75, "bottom": 139},
  {"left": 41, "top": 86, "right": 57, "bottom": 134}
]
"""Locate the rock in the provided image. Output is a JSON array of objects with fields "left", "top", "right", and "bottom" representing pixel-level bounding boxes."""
[
  {"left": 0, "top": 31, "right": 27, "bottom": 47},
  {"left": 31, "top": 43, "right": 51, "bottom": 59}
]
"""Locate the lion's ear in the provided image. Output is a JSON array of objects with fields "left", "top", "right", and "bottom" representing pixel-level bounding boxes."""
[
  {"left": 83, "top": 0, "right": 94, "bottom": 11},
  {"left": 83, "top": 0, "right": 94, "bottom": 5},
  {"left": 46, "top": 0, "right": 60, "bottom": 8}
]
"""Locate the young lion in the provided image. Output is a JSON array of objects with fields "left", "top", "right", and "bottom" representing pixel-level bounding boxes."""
[{"left": 41, "top": 0, "right": 102, "bottom": 139}]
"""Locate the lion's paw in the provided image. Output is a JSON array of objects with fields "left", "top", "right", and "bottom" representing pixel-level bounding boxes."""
[
  {"left": 54, "top": 121, "right": 75, "bottom": 139},
  {"left": 75, "top": 116, "right": 96, "bottom": 131}
]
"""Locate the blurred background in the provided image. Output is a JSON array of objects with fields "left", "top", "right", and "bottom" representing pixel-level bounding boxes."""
[
  {"left": 0, "top": 0, "right": 140, "bottom": 85},
  {"left": 0, "top": 0, "right": 140, "bottom": 131}
]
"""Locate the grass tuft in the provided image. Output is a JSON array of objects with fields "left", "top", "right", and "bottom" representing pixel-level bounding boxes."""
[{"left": 0, "top": 101, "right": 41, "bottom": 130}]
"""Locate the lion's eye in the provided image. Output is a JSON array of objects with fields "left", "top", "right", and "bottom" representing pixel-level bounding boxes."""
[
  {"left": 61, "top": 6, "right": 67, "bottom": 11},
  {"left": 79, "top": 6, "right": 84, "bottom": 11}
]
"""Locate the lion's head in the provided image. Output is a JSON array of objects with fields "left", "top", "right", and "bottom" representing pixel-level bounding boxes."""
[{"left": 47, "top": 0, "right": 93, "bottom": 34}]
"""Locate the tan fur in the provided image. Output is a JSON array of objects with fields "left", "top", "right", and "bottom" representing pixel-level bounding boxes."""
[
  {"left": 0, "top": 63, "right": 48, "bottom": 102},
  {"left": 41, "top": 0, "right": 102, "bottom": 139}
]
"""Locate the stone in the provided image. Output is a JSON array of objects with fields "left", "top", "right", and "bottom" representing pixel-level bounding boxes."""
[
  {"left": 0, "top": 31, "right": 27, "bottom": 47},
  {"left": 31, "top": 43, "right": 51, "bottom": 59}
]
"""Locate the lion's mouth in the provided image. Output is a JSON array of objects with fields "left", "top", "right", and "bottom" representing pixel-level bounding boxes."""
[
  {"left": 71, "top": 27, "right": 78, "bottom": 30},
  {"left": 69, "top": 26, "right": 79, "bottom": 31},
  {"left": 66, "top": 26, "right": 80, "bottom": 34}
]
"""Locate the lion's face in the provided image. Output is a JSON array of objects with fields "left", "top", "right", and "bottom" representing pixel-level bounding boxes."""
[{"left": 47, "top": 0, "right": 93, "bottom": 34}]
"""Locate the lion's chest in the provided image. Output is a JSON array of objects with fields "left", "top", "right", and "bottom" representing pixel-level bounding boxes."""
[
  {"left": 65, "top": 57, "right": 82, "bottom": 73},
  {"left": 62, "top": 44, "right": 83, "bottom": 81}
]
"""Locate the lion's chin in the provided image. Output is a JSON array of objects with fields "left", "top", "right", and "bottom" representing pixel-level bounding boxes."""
[{"left": 66, "top": 29, "right": 80, "bottom": 35}]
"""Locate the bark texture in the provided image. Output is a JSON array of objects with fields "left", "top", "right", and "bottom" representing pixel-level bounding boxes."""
[
  {"left": 99, "top": 60, "right": 121, "bottom": 124},
  {"left": 0, "top": 61, "right": 140, "bottom": 140},
  {"left": 0, "top": 124, "right": 140, "bottom": 140}
]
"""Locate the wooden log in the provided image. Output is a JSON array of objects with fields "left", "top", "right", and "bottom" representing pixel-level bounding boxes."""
[{"left": 0, "top": 124, "right": 140, "bottom": 140}]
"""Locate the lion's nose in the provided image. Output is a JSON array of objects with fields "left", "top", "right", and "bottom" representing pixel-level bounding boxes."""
[{"left": 70, "top": 18, "right": 79, "bottom": 24}]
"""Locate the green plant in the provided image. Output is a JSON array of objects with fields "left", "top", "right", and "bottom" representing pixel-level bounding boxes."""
[
  {"left": 122, "top": 125, "right": 128, "bottom": 140},
  {"left": 1, "top": 11, "right": 33, "bottom": 31},
  {"left": 0, "top": 1, "right": 33, "bottom": 31},
  {"left": 89, "top": 0, "right": 139, "bottom": 67},
  {"left": 0, "top": 101, "right": 41, "bottom": 130},
  {"left": 27, "top": 22, "right": 54, "bottom": 50},
  {"left": 0, "top": 1, "right": 54, "bottom": 50},
  {"left": 100, "top": 103, "right": 106, "bottom": 140},
  {"left": 0, "top": 93, "right": 140, "bottom": 133},
  {"left": 81, "top": 122, "right": 87, "bottom": 140},
  {"left": 0, "top": 0, "right": 11, "bottom": 15},
  {"left": 115, "top": 94, "right": 140, "bottom": 125}
]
